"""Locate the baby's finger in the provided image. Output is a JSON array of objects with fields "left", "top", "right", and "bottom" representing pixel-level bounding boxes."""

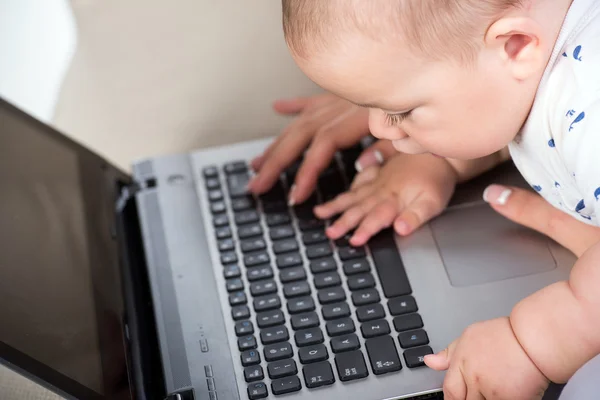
[
  {"left": 350, "top": 166, "right": 380, "bottom": 190},
  {"left": 326, "top": 196, "right": 380, "bottom": 239},
  {"left": 442, "top": 366, "right": 467, "bottom": 400},
  {"left": 314, "top": 185, "right": 372, "bottom": 219},
  {"left": 350, "top": 199, "right": 397, "bottom": 246},
  {"left": 424, "top": 339, "right": 457, "bottom": 371},
  {"left": 393, "top": 194, "right": 446, "bottom": 236}
]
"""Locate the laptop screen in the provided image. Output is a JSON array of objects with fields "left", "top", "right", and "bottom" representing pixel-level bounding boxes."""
[{"left": 0, "top": 99, "right": 131, "bottom": 399}]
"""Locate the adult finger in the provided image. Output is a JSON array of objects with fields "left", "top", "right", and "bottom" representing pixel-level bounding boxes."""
[
  {"left": 291, "top": 107, "right": 370, "bottom": 204},
  {"left": 484, "top": 185, "right": 600, "bottom": 257},
  {"left": 354, "top": 139, "right": 398, "bottom": 172},
  {"left": 272, "top": 97, "right": 313, "bottom": 115}
]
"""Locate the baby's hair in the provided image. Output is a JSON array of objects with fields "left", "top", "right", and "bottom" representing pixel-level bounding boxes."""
[{"left": 282, "top": 0, "right": 525, "bottom": 63}]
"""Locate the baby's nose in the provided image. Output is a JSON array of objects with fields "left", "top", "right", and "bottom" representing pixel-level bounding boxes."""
[{"left": 368, "top": 109, "right": 408, "bottom": 141}]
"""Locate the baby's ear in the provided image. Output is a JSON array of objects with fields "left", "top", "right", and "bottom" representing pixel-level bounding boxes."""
[{"left": 485, "top": 17, "right": 545, "bottom": 80}]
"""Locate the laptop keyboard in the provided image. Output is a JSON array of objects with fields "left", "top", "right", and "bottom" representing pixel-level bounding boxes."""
[{"left": 202, "top": 146, "right": 433, "bottom": 399}]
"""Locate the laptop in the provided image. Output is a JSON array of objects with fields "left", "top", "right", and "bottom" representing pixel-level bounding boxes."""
[{"left": 0, "top": 96, "right": 575, "bottom": 400}]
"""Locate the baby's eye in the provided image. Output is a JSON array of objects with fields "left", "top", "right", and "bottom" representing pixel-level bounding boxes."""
[{"left": 384, "top": 110, "right": 413, "bottom": 126}]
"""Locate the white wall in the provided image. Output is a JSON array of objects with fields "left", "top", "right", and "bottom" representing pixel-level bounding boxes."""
[{"left": 0, "top": 0, "right": 77, "bottom": 123}]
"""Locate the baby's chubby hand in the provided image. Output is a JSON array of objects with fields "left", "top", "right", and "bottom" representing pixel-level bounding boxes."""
[
  {"left": 314, "top": 152, "right": 458, "bottom": 245},
  {"left": 425, "top": 318, "right": 549, "bottom": 400}
]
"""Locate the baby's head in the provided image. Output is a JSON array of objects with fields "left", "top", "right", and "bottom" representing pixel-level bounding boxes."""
[{"left": 282, "top": 0, "right": 563, "bottom": 160}]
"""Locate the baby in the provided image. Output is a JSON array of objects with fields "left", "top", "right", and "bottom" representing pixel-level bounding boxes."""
[{"left": 253, "top": 0, "right": 600, "bottom": 398}]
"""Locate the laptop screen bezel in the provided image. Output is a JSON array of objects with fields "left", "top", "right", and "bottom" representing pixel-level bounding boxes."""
[{"left": 0, "top": 97, "right": 135, "bottom": 399}]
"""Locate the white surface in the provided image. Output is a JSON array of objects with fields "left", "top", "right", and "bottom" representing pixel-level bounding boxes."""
[{"left": 0, "top": 0, "right": 76, "bottom": 123}]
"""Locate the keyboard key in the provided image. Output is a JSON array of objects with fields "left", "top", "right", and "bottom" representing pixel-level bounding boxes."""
[
  {"left": 241, "top": 349, "right": 261, "bottom": 367},
  {"left": 276, "top": 253, "right": 303, "bottom": 269},
  {"left": 253, "top": 294, "right": 281, "bottom": 312},
  {"left": 347, "top": 273, "right": 376, "bottom": 291},
  {"left": 370, "top": 230, "right": 412, "bottom": 298},
  {"left": 271, "top": 376, "right": 301, "bottom": 396},
  {"left": 216, "top": 226, "right": 232, "bottom": 240},
  {"left": 361, "top": 319, "right": 391, "bottom": 338},
  {"left": 244, "top": 251, "right": 270, "bottom": 267},
  {"left": 238, "top": 224, "right": 263, "bottom": 239},
  {"left": 256, "top": 310, "right": 285, "bottom": 329},
  {"left": 338, "top": 246, "right": 366, "bottom": 261},
  {"left": 235, "top": 320, "right": 254, "bottom": 336},
  {"left": 232, "top": 305, "right": 250, "bottom": 321},
  {"left": 321, "top": 302, "right": 351, "bottom": 320},
  {"left": 343, "top": 259, "right": 370, "bottom": 275},
  {"left": 318, "top": 287, "right": 346, "bottom": 304},
  {"left": 393, "top": 314, "right": 424, "bottom": 332},
  {"left": 218, "top": 238, "right": 235, "bottom": 252},
  {"left": 210, "top": 201, "right": 226, "bottom": 214},
  {"left": 224, "top": 161, "right": 247, "bottom": 175},
  {"left": 331, "top": 334, "right": 361, "bottom": 353},
  {"left": 262, "top": 200, "right": 287, "bottom": 213},
  {"left": 298, "top": 218, "right": 325, "bottom": 231},
  {"left": 229, "top": 292, "right": 247, "bottom": 306},
  {"left": 334, "top": 234, "right": 352, "bottom": 247},
  {"left": 303, "top": 361, "right": 335, "bottom": 388},
  {"left": 356, "top": 304, "right": 386, "bottom": 322},
  {"left": 232, "top": 196, "right": 255, "bottom": 212},
  {"left": 335, "top": 350, "right": 369, "bottom": 381},
  {"left": 388, "top": 296, "right": 418, "bottom": 316},
  {"left": 291, "top": 312, "right": 320, "bottom": 331},
  {"left": 246, "top": 266, "right": 274, "bottom": 282},
  {"left": 302, "top": 230, "right": 328, "bottom": 245},
  {"left": 295, "top": 327, "right": 324, "bottom": 347},
  {"left": 228, "top": 178, "right": 250, "bottom": 200},
  {"left": 241, "top": 238, "right": 266, "bottom": 253},
  {"left": 299, "top": 344, "right": 329, "bottom": 364},
  {"left": 268, "top": 359, "right": 297, "bottom": 379},
  {"left": 283, "top": 281, "right": 311, "bottom": 298},
  {"left": 235, "top": 210, "right": 260, "bottom": 225},
  {"left": 206, "top": 177, "right": 220, "bottom": 190},
  {"left": 213, "top": 214, "right": 229, "bottom": 227},
  {"left": 280, "top": 267, "right": 307, "bottom": 283},
  {"left": 365, "top": 336, "right": 402, "bottom": 375},
  {"left": 265, "top": 212, "right": 291, "bottom": 227},
  {"left": 208, "top": 189, "right": 223, "bottom": 202},
  {"left": 403, "top": 346, "right": 434, "bottom": 368},
  {"left": 399, "top": 330, "right": 430, "bottom": 349},
  {"left": 313, "top": 272, "right": 342, "bottom": 289},
  {"left": 250, "top": 280, "right": 277, "bottom": 296},
  {"left": 244, "top": 365, "right": 264, "bottom": 382},
  {"left": 247, "top": 382, "right": 268, "bottom": 400},
  {"left": 270, "top": 225, "right": 295, "bottom": 240},
  {"left": 326, "top": 318, "right": 356, "bottom": 337},
  {"left": 272, "top": 238, "right": 299, "bottom": 254},
  {"left": 306, "top": 243, "right": 333, "bottom": 259},
  {"left": 223, "top": 264, "right": 241, "bottom": 279},
  {"left": 352, "top": 289, "right": 381, "bottom": 306},
  {"left": 261, "top": 326, "right": 290, "bottom": 345},
  {"left": 310, "top": 257, "right": 337, "bottom": 274},
  {"left": 261, "top": 179, "right": 286, "bottom": 201},
  {"left": 226, "top": 278, "right": 244, "bottom": 292},
  {"left": 221, "top": 252, "right": 238, "bottom": 265},
  {"left": 287, "top": 296, "right": 315, "bottom": 314},
  {"left": 238, "top": 335, "right": 257, "bottom": 351},
  {"left": 203, "top": 165, "right": 219, "bottom": 178},
  {"left": 264, "top": 342, "right": 294, "bottom": 362}
]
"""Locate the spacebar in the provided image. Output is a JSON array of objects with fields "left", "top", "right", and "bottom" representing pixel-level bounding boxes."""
[{"left": 369, "top": 229, "right": 412, "bottom": 298}]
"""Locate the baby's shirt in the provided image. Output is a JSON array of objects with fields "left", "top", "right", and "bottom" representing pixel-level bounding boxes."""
[{"left": 509, "top": 0, "right": 600, "bottom": 226}]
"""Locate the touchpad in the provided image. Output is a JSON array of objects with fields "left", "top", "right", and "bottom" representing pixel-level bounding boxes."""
[{"left": 430, "top": 202, "right": 557, "bottom": 287}]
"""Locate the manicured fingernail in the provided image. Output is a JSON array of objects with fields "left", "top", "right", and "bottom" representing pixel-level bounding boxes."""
[
  {"left": 355, "top": 150, "right": 384, "bottom": 172},
  {"left": 373, "top": 150, "right": 384, "bottom": 164},
  {"left": 483, "top": 184, "right": 512, "bottom": 206},
  {"left": 246, "top": 176, "right": 257, "bottom": 191},
  {"left": 354, "top": 159, "right": 363, "bottom": 173},
  {"left": 288, "top": 185, "right": 297, "bottom": 206}
]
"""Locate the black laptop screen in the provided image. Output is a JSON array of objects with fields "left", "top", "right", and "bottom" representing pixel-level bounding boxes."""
[{"left": 0, "top": 100, "right": 130, "bottom": 399}]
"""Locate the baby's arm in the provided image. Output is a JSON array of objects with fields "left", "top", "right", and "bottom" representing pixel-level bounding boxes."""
[{"left": 511, "top": 240, "right": 600, "bottom": 383}]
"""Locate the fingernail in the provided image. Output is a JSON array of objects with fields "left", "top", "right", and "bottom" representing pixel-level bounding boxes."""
[
  {"left": 355, "top": 150, "right": 384, "bottom": 172},
  {"left": 288, "top": 184, "right": 297, "bottom": 207},
  {"left": 483, "top": 184, "right": 512, "bottom": 206},
  {"left": 246, "top": 176, "right": 257, "bottom": 191},
  {"left": 354, "top": 159, "right": 363, "bottom": 173},
  {"left": 395, "top": 220, "right": 411, "bottom": 236},
  {"left": 373, "top": 150, "right": 384, "bottom": 164}
]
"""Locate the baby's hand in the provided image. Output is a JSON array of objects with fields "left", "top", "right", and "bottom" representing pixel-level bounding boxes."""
[
  {"left": 425, "top": 318, "right": 549, "bottom": 400},
  {"left": 314, "top": 153, "right": 457, "bottom": 245}
]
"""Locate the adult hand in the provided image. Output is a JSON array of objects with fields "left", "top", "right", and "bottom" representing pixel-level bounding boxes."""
[
  {"left": 483, "top": 184, "right": 600, "bottom": 257},
  {"left": 249, "top": 93, "right": 370, "bottom": 204}
]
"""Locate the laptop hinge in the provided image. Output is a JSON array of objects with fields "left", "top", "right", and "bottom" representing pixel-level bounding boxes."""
[{"left": 116, "top": 180, "right": 166, "bottom": 400}]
